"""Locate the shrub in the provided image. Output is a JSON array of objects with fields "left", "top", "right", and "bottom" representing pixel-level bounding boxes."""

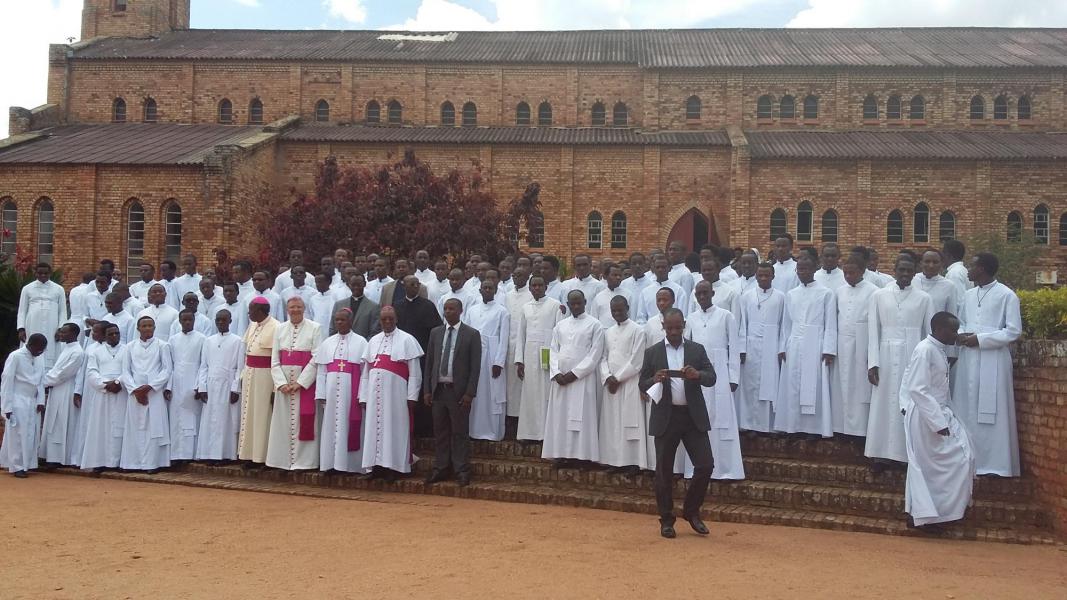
[{"left": 1017, "top": 287, "right": 1067, "bottom": 339}]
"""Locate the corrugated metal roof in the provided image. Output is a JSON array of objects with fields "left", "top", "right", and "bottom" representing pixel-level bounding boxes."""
[
  {"left": 0, "top": 123, "right": 261, "bottom": 165},
  {"left": 282, "top": 125, "right": 731, "bottom": 146},
  {"left": 70, "top": 28, "right": 1067, "bottom": 69},
  {"left": 745, "top": 130, "right": 1067, "bottom": 160}
]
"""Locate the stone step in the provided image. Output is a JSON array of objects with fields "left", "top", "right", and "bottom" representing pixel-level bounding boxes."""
[
  {"left": 52, "top": 466, "right": 1056, "bottom": 545},
  {"left": 402, "top": 456, "right": 1048, "bottom": 528},
  {"left": 412, "top": 438, "right": 1035, "bottom": 499}
]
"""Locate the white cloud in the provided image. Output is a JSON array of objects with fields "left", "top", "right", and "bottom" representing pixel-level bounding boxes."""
[
  {"left": 231, "top": 0, "right": 262, "bottom": 7},
  {"left": 0, "top": 0, "right": 82, "bottom": 139},
  {"left": 787, "top": 0, "right": 1067, "bottom": 27},
  {"left": 324, "top": 0, "right": 367, "bottom": 24}
]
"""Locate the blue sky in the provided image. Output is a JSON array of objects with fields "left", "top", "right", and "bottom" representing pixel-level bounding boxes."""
[{"left": 3, "top": 0, "right": 1067, "bottom": 138}]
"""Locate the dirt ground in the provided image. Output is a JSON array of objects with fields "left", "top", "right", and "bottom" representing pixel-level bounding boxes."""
[{"left": 0, "top": 474, "right": 1064, "bottom": 599}]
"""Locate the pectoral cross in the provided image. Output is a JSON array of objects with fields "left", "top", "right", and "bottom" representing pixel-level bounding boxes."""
[{"left": 335, "top": 359, "right": 348, "bottom": 372}]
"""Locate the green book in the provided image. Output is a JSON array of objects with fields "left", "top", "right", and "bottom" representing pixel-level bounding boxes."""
[{"left": 540, "top": 347, "right": 550, "bottom": 371}]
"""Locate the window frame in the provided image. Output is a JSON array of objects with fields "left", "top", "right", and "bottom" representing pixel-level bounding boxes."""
[
  {"left": 969, "top": 95, "right": 985, "bottom": 120},
  {"left": 994, "top": 95, "right": 1009, "bottom": 120},
  {"left": 862, "top": 95, "right": 878, "bottom": 120},
  {"left": 112, "top": 97, "right": 127, "bottom": 123},
  {"left": 218, "top": 98, "right": 233, "bottom": 124},
  {"left": 887, "top": 209, "right": 904, "bottom": 244},
  {"left": 527, "top": 210, "right": 545, "bottom": 249},
  {"left": 769, "top": 208, "right": 787, "bottom": 242},
  {"left": 1059, "top": 212, "right": 1067, "bottom": 246},
  {"left": 315, "top": 99, "right": 330, "bottom": 123},
  {"left": 1, "top": 198, "right": 16, "bottom": 257},
  {"left": 796, "top": 200, "right": 813, "bottom": 242},
  {"left": 462, "top": 102, "right": 477, "bottom": 127},
  {"left": 820, "top": 209, "right": 839, "bottom": 242},
  {"left": 515, "top": 101, "right": 530, "bottom": 126},
  {"left": 36, "top": 198, "right": 55, "bottom": 266},
  {"left": 537, "top": 101, "right": 552, "bottom": 126},
  {"left": 913, "top": 202, "right": 930, "bottom": 243},
  {"left": 587, "top": 211, "right": 603, "bottom": 249},
  {"left": 779, "top": 95, "right": 796, "bottom": 120},
  {"left": 886, "top": 95, "right": 902, "bottom": 120},
  {"left": 387, "top": 100, "right": 402, "bottom": 125},
  {"left": 938, "top": 210, "right": 956, "bottom": 242},
  {"left": 143, "top": 97, "right": 158, "bottom": 123},
  {"left": 591, "top": 102, "right": 606, "bottom": 126},
  {"left": 125, "top": 200, "right": 145, "bottom": 274},
  {"left": 365, "top": 100, "right": 380, "bottom": 124},
  {"left": 163, "top": 200, "right": 182, "bottom": 261},
  {"left": 802, "top": 95, "right": 819, "bottom": 120},
  {"left": 440, "top": 101, "right": 455, "bottom": 126},
  {"left": 1034, "top": 204, "right": 1050, "bottom": 244},
  {"left": 1018, "top": 95, "right": 1032, "bottom": 121},
  {"left": 611, "top": 211, "right": 627, "bottom": 249},
  {"left": 685, "top": 95, "right": 701, "bottom": 120},
  {"left": 249, "top": 98, "right": 264, "bottom": 125},
  {"left": 1007, "top": 211, "right": 1023, "bottom": 242},
  {"left": 612, "top": 102, "right": 628, "bottom": 127},
  {"left": 909, "top": 95, "right": 925, "bottom": 120}
]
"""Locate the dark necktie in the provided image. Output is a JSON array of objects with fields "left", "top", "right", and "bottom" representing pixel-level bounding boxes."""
[{"left": 440, "top": 326, "right": 454, "bottom": 377}]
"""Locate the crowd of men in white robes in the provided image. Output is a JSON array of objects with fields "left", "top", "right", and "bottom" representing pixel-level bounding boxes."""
[{"left": 1, "top": 235, "right": 1024, "bottom": 529}]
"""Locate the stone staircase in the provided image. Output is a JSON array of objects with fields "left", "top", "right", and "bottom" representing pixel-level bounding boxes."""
[{"left": 54, "top": 433, "right": 1057, "bottom": 545}]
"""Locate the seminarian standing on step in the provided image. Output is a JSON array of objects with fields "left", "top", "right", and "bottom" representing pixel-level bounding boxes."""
[{"left": 639, "top": 308, "right": 717, "bottom": 539}]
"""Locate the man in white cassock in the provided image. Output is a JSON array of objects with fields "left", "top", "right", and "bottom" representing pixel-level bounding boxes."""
[
  {"left": 0, "top": 335, "right": 47, "bottom": 477},
  {"left": 316, "top": 308, "right": 370, "bottom": 473},
  {"left": 136, "top": 284, "right": 179, "bottom": 342},
  {"left": 40, "top": 323, "right": 85, "bottom": 465},
  {"left": 830, "top": 255, "right": 878, "bottom": 437},
  {"left": 504, "top": 266, "right": 533, "bottom": 423},
  {"left": 360, "top": 306, "right": 423, "bottom": 480},
  {"left": 590, "top": 265, "right": 632, "bottom": 329},
  {"left": 103, "top": 293, "right": 135, "bottom": 343},
  {"left": 466, "top": 280, "right": 510, "bottom": 441},
  {"left": 667, "top": 241, "right": 695, "bottom": 298},
  {"left": 814, "top": 243, "right": 847, "bottom": 291},
  {"left": 775, "top": 254, "right": 837, "bottom": 437},
  {"left": 688, "top": 257, "right": 740, "bottom": 316},
  {"left": 598, "top": 295, "right": 649, "bottom": 471},
  {"left": 542, "top": 290, "right": 605, "bottom": 466},
  {"left": 216, "top": 283, "right": 249, "bottom": 337},
  {"left": 864, "top": 248, "right": 894, "bottom": 289},
  {"left": 267, "top": 297, "right": 323, "bottom": 470},
  {"left": 195, "top": 309, "right": 243, "bottom": 461},
  {"left": 942, "top": 239, "right": 972, "bottom": 294},
  {"left": 238, "top": 297, "right": 278, "bottom": 464},
  {"left": 682, "top": 281, "right": 744, "bottom": 480},
  {"left": 170, "top": 293, "right": 215, "bottom": 338},
  {"left": 197, "top": 278, "right": 226, "bottom": 320},
  {"left": 639, "top": 257, "right": 688, "bottom": 323},
  {"left": 952, "top": 252, "right": 1022, "bottom": 477},
  {"left": 271, "top": 249, "right": 305, "bottom": 295},
  {"left": 866, "top": 256, "right": 934, "bottom": 465},
  {"left": 643, "top": 288, "right": 677, "bottom": 350},
  {"left": 771, "top": 236, "right": 799, "bottom": 293},
  {"left": 79, "top": 323, "right": 127, "bottom": 470},
  {"left": 515, "top": 276, "right": 564, "bottom": 441},
  {"left": 16, "top": 263, "right": 67, "bottom": 368},
  {"left": 165, "top": 310, "right": 206, "bottom": 461},
  {"left": 901, "top": 311, "right": 975, "bottom": 531},
  {"left": 731, "top": 252, "right": 759, "bottom": 296},
  {"left": 560, "top": 254, "right": 607, "bottom": 313},
  {"left": 437, "top": 268, "right": 477, "bottom": 322},
  {"left": 736, "top": 263, "right": 785, "bottom": 434},
  {"left": 621, "top": 252, "right": 654, "bottom": 305},
  {"left": 280, "top": 267, "right": 316, "bottom": 321},
  {"left": 915, "top": 250, "right": 962, "bottom": 315},
  {"left": 120, "top": 316, "right": 173, "bottom": 471},
  {"left": 244, "top": 270, "right": 285, "bottom": 322}
]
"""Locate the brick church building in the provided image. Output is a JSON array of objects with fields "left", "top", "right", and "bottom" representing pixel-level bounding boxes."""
[{"left": 2, "top": 0, "right": 1066, "bottom": 279}]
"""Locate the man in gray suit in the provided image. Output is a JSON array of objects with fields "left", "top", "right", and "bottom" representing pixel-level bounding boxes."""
[
  {"left": 639, "top": 307, "right": 716, "bottom": 539},
  {"left": 330, "top": 273, "right": 381, "bottom": 339},
  {"left": 423, "top": 297, "right": 482, "bottom": 486}
]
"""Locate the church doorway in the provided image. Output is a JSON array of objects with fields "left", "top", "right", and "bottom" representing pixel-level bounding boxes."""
[{"left": 666, "top": 208, "right": 718, "bottom": 252}]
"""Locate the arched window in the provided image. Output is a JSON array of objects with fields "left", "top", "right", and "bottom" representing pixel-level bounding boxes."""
[
  {"left": 315, "top": 99, "right": 330, "bottom": 122},
  {"left": 36, "top": 198, "right": 55, "bottom": 266},
  {"left": 909, "top": 95, "right": 925, "bottom": 120},
  {"left": 1034, "top": 204, "right": 1050, "bottom": 244},
  {"left": 114, "top": 0, "right": 127, "bottom": 11},
  {"left": 218, "top": 98, "right": 233, "bottom": 124},
  {"left": 537, "top": 101, "right": 552, "bottom": 126},
  {"left": 613, "top": 102, "right": 628, "bottom": 127},
  {"left": 515, "top": 102, "right": 530, "bottom": 125},
  {"left": 1, "top": 198, "right": 16, "bottom": 257},
  {"left": 387, "top": 100, "right": 402, "bottom": 124},
  {"left": 462, "top": 102, "right": 477, "bottom": 127},
  {"left": 994, "top": 95, "right": 1008, "bottom": 120},
  {"left": 685, "top": 95, "right": 701, "bottom": 120},
  {"left": 163, "top": 200, "right": 182, "bottom": 260},
  {"left": 441, "top": 101, "right": 455, "bottom": 126},
  {"left": 756, "top": 95, "right": 773, "bottom": 119},
  {"left": 969, "top": 96, "right": 985, "bottom": 120},
  {"left": 913, "top": 202, "right": 930, "bottom": 243},
  {"left": 939, "top": 211, "right": 956, "bottom": 241},
  {"left": 802, "top": 95, "right": 819, "bottom": 119},
  {"left": 143, "top": 97, "right": 157, "bottom": 123},
  {"left": 862, "top": 95, "right": 878, "bottom": 120},
  {"left": 1007, "top": 211, "right": 1022, "bottom": 242},
  {"left": 821, "top": 209, "right": 839, "bottom": 242},
  {"left": 587, "top": 211, "right": 603, "bottom": 249},
  {"left": 126, "top": 200, "right": 145, "bottom": 273},
  {"left": 769, "top": 208, "right": 787, "bottom": 241},
  {"left": 365, "top": 100, "right": 380, "bottom": 124},
  {"left": 611, "top": 211, "right": 627, "bottom": 249},
  {"left": 527, "top": 210, "right": 544, "bottom": 248},
  {"left": 886, "top": 95, "right": 901, "bottom": 120},
  {"left": 249, "top": 98, "right": 264, "bottom": 125},
  {"left": 887, "top": 209, "right": 904, "bottom": 244},
  {"left": 591, "top": 101, "right": 606, "bottom": 126},
  {"left": 1018, "top": 95, "right": 1032, "bottom": 120},
  {"left": 796, "top": 201, "right": 813, "bottom": 242},
  {"left": 779, "top": 95, "right": 795, "bottom": 120},
  {"left": 112, "top": 97, "right": 127, "bottom": 123},
  {"left": 1059, "top": 212, "right": 1067, "bottom": 246}
]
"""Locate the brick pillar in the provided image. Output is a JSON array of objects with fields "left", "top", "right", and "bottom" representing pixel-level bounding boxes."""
[
  {"left": 834, "top": 71, "right": 850, "bottom": 128},
  {"left": 566, "top": 67, "right": 579, "bottom": 127},
  {"left": 975, "top": 160, "right": 993, "bottom": 235},
  {"left": 856, "top": 160, "right": 873, "bottom": 245},
  {"left": 941, "top": 71, "right": 957, "bottom": 126},
  {"left": 725, "top": 72, "right": 744, "bottom": 126},
  {"left": 642, "top": 71, "right": 659, "bottom": 130},
  {"left": 290, "top": 65, "right": 303, "bottom": 119},
  {"left": 339, "top": 66, "right": 353, "bottom": 123},
  {"left": 727, "top": 126, "right": 750, "bottom": 249},
  {"left": 642, "top": 146, "right": 661, "bottom": 249},
  {"left": 557, "top": 146, "right": 574, "bottom": 256}
]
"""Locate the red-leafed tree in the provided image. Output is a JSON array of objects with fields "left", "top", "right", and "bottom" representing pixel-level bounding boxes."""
[{"left": 260, "top": 150, "right": 540, "bottom": 268}]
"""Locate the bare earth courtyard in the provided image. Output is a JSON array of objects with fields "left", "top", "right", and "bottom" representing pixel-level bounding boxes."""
[{"left": 0, "top": 475, "right": 1063, "bottom": 599}]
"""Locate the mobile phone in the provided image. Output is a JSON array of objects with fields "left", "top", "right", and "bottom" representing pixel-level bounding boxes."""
[{"left": 665, "top": 369, "right": 685, "bottom": 377}]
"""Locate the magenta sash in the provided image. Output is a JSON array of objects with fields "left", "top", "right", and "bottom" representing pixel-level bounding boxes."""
[
  {"left": 245, "top": 354, "right": 271, "bottom": 368},
  {"left": 370, "top": 354, "right": 410, "bottom": 380},
  {"left": 326, "top": 359, "right": 363, "bottom": 451},
  {"left": 280, "top": 350, "right": 317, "bottom": 441}
]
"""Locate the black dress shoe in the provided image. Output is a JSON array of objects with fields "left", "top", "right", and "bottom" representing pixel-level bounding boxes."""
[
  {"left": 13, "top": 470, "right": 28, "bottom": 479},
  {"left": 660, "top": 523, "right": 676, "bottom": 539},
  {"left": 456, "top": 472, "right": 471, "bottom": 487},
  {"left": 424, "top": 469, "right": 450, "bottom": 484},
  {"left": 684, "top": 515, "right": 710, "bottom": 535}
]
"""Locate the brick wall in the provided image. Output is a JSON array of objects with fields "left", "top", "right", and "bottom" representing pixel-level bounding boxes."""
[
  {"left": 81, "top": 0, "right": 188, "bottom": 40},
  {"left": 1013, "top": 340, "right": 1067, "bottom": 537}
]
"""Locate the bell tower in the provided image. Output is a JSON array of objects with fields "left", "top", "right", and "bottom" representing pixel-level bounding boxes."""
[{"left": 81, "top": 0, "right": 190, "bottom": 40}]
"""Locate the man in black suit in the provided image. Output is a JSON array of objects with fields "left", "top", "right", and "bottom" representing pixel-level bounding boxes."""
[
  {"left": 396, "top": 275, "right": 444, "bottom": 437},
  {"left": 639, "top": 307, "right": 717, "bottom": 539},
  {"left": 330, "top": 273, "right": 381, "bottom": 339},
  {"left": 423, "top": 298, "right": 482, "bottom": 486}
]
